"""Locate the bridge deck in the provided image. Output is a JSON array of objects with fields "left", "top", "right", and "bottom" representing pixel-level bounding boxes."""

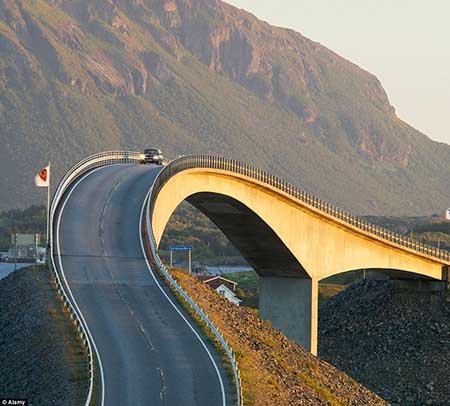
[{"left": 56, "top": 164, "right": 232, "bottom": 406}]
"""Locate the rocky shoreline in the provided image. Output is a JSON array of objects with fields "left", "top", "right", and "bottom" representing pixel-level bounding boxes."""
[
  {"left": 0, "top": 266, "right": 88, "bottom": 405},
  {"left": 319, "top": 279, "right": 450, "bottom": 405}
]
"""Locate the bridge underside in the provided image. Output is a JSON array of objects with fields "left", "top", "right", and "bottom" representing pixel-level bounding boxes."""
[
  {"left": 152, "top": 168, "right": 448, "bottom": 354},
  {"left": 353, "top": 269, "right": 435, "bottom": 281},
  {"left": 186, "top": 193, "right": 316, "bottom": 351},
  {"left": 187, "top": 193, "right": 308, "bottom": 279},
  {"left": 186, "top": 192, "right": 320, "bottom": 351}
]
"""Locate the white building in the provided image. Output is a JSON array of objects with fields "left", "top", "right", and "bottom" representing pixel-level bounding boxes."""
[
  {"left": 215, "top": 283, "right": 242, "bottom": 306},
  {"left": 196, "top": 275, "right": 242, "bottom": 306}
]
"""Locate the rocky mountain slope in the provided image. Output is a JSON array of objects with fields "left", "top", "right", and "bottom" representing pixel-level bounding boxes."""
[{"left": 1, "top": 0, "right": 449, "bottom": 215}]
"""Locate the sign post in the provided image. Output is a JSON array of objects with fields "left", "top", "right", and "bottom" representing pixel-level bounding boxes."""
[
  {"left": 189, "top": 250, "right": 191, "bottom": 276},
  {"left": 168, "top": 245, "right": 193, "bottom": 275}
]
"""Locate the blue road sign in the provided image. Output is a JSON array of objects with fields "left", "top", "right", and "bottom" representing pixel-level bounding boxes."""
[{"left": 168, "top": 245, "right": 193, "bottom": 252}]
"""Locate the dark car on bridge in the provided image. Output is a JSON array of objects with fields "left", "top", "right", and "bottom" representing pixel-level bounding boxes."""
[{"left": 141, "top": 148, "right": 164, "bottom": 165}]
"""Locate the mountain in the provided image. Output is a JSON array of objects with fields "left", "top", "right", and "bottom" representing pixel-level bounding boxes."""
[{"left": 1, "top": 0, "right": 449, "bottom": 215}]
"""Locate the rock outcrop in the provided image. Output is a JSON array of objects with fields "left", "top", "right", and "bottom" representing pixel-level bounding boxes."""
[
  {"left": 319, "top": 280, "right": 450, "bottom": 405},
  {"left": 0, "top": 266, "right": 88, "bottom": 405}
]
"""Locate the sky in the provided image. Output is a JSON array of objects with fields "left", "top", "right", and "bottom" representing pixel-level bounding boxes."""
[{"left": 226, "top": 0, "right": 450, "bottom": 145}]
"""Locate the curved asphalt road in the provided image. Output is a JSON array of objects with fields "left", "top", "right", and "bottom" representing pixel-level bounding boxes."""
[{"left": 56, "top": 164, "right": 232, "bottom": 406}]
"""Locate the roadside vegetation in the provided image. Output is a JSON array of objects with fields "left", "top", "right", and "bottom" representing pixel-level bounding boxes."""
[
  {"left": 159, "top": 202, "right": 241, "bottom": 261},
  {"left": 0, "top": 206, "right": 46, "bottom": 251},
  {"left": 0, "top": 203, "right": 241, "bottom": 261},
  {"left": 171, "top": 268, "right": 384, "bottom": 405}
]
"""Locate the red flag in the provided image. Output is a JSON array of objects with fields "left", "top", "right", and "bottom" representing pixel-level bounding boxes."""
[{"left": 34, "top": 165, "right": 50, "bottom": 187}]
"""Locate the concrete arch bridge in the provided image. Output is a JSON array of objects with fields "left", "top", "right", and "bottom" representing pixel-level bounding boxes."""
[{"left": 148, "top": 156, "right": 450, "bottom": 355}]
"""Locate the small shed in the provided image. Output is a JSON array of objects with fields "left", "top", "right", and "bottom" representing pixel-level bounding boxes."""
[
  {"left": 215, "top": 284, "right": 242, "bottom": 306},
  {"left": 195, "top": 275, "right": 241, "bottom": 306}
]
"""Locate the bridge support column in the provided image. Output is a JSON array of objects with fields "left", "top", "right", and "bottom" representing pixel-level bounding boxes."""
[{"left": 259, "top": 277, "right": 318, "bottom": 355}]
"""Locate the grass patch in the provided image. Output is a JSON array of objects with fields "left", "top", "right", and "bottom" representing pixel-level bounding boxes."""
[
  {"left": 318, "top": 284, "right": 347, "bottom": 302},
  {"left": 226, "top": 270, "right": 259, "bottom": 289},
  {"left": 298, "top": 372, "right": 344, "bottom": 406},
  {"left": 45, "top": 267, "right": 90, "bottom": 401},
  {"left": 227, "top": 270, "right": 348, "bottom": 307}
]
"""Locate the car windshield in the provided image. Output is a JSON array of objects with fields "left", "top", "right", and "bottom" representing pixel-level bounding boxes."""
[{"left": 145, "top": 149, "right": 161, "bottom": 154}]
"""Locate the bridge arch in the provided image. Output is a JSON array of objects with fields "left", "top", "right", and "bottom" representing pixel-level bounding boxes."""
[
  {"left": 152, "top": 167, "right": 445, "bottom": 281},
  {"left": 149, "top": 159, "right": 450, "bottom": 354}
]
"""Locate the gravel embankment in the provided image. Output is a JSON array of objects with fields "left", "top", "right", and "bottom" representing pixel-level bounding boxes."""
[
  {"left": 172, "top": 269, "right": 385, "bottom": 405},
  {"left": 0, "top": 266, "right": 88, "bottom": 405},
  {"left": 319, "top": 279, "right": 450, "bottom": 405}
]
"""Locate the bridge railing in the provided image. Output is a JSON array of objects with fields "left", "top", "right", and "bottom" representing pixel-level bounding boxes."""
[
  {"left": 49, "top": 151, "right": 142, "bottom": 406},
  {"left": 145, "top": 183, "right": 244, "bottom": 406},
  {"left": 152, "top": 155, "right": 450, "bottom": 263},
  {"left": 50, "top": 151, "right": 142, "bottom": 224}
]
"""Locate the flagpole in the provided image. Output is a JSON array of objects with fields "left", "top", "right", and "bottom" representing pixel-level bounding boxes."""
[{"left": 47, "top": 161, "right": 50, "bottom": 248}]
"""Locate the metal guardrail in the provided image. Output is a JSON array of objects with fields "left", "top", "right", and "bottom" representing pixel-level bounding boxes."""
[
  {"left": 150, "top": 155, "right": 450, "bottom": 263},
  {"left": 144, "top": 198, "right": 244, "bottom": 406},
  {"left": 49, "top": 151, "right": 142, "bottom": 406},
  {"left": 49, "top": 151, "right": 244, "bottom": 406},
  {"left": 48, "top": 255, "right": 94, "bottom": 404},
  {"left": 51, "top": 151, "right": 142, "bottom": 224}
]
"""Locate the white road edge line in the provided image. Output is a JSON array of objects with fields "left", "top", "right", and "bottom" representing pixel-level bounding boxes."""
[
  {"left": 54, "top": 167, "right": 107, "bottom": 406},
  {"left": 139, "top": 189, "right": 227, "bottom": 406}
]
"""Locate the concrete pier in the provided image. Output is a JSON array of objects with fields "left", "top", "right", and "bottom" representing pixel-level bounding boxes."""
[{"left": 259, "top": 276, "right": 318, "bottom": 354}]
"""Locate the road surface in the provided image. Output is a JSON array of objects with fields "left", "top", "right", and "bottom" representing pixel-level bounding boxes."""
[{"left": 56, "top": 164, "right": 232, "bottom": 406}]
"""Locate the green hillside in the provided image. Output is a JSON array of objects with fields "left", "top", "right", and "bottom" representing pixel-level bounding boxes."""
[
  {"left": 0, "top": 205, "right": 46, "bottom": 250},
  {"left": 0, "top": 0, "right": 449, "bottom": 215},
  {"left": 2, "top": 204, "right": 449, "bottom": 264}
]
